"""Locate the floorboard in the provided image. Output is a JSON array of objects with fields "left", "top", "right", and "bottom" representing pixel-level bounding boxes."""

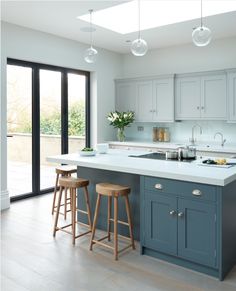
[{"left": 1, "top": 194, "right": 236, "bottom": 291}]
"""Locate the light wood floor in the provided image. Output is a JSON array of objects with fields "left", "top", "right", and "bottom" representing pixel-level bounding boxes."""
[{"left": 1, "top": 193, "right": 236, "bottom": 291}]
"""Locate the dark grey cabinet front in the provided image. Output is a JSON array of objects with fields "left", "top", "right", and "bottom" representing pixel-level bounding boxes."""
[
  {"left": 144, "top": 192, "right": 177, "bottom": 256},
  {"left": 178, "top": 199, "right": 216, "bottom": 267},
  {"left": 142, "top": 185, "right": 217, "bottom": 268}
]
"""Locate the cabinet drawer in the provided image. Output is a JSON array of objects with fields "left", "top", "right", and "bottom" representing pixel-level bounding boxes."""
[{"left": 144, "top": 177, "right": 216, "bottom": 202}]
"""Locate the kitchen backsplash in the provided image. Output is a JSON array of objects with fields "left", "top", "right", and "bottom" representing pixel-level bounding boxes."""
[{"left": 125, "top": 121, "right": 236, "bottom": 145}]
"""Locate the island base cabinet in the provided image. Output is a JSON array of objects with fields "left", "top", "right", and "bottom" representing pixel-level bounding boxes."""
[
  {"left": 144, "top": 193, "right": 177, "bottom": 256},
  {"left": 178, "top": 199, "right": 217, "bottom": 268},
  {"left": 140, "top": 176, "right": 221, "bottom": 279}
]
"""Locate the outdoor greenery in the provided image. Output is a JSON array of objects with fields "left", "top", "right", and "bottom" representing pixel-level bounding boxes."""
[{"left": 8, "top": 102, "right": 85, "bottom": 136}]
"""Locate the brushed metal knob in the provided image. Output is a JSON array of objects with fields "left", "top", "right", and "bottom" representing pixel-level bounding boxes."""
[
  {"left": 178, "top": 212, "right": 184, "bottom": 218},
  {"left": 192, "top": 189, "right": 202, "bottom": 196},
  {"left": 169, "top": 210, "right": 176, "bottom": 216},
  {"left": 155, "top": 183, "right": 163, "bottom": 190}
]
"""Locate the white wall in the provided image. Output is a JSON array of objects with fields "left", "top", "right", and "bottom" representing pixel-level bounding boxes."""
[
  {"left": 122, "top": 37, "right": 236, "bottom": 77},
  {"left": 121, "top": 37, "right": 236, "bottom": 143},
  {"left": 0, "top": 21, "right": 122, "bottom": 209}
]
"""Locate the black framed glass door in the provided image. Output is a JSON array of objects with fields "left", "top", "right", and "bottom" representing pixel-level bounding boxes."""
[{"left": 7, "top": 59, "right": 90, "bottom": 201}]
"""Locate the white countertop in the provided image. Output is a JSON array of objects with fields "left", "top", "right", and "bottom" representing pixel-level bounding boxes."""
[
  {"left": 47, "top": 149, "right": 236, "bottom": 186},
  {"left": 109, "top": 141, "right": 236, "bottom": 154}
]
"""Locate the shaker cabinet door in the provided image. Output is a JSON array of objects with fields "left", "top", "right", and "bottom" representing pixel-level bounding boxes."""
[
  {"left": 115, "top": 81, "right": 136, "bottom": 112},
  {"left": 201, "top": 74, "right": 227, "bottom": 120},
  {"left": 144, "top": 192, "right": 177, "bottom": 256},
  {"left": 153, "top": 78, "right": 174, "bottom": 122},
  {"left": 175, "top": 77, "right": 201, "bottom": 120},
  {"left": 228, "top": 72, "right": 236, "bottom": 122},
  {"left": 136, "top": 81, "right": 153, "bottom": 122},
  {"left": 178, "top": 199, "right": 217, "bottom": 267}
]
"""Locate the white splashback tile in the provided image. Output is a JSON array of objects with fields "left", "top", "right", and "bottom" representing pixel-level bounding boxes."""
[{"left": 125, "top": 121, "right": 236, "bottom": 145}]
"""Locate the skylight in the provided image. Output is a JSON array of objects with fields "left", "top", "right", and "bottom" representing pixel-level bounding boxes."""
[{"left": 78, "top": 0, "right": 236, "bottom": 34}]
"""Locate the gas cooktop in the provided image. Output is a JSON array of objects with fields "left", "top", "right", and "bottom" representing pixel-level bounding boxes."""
[{"left": 129, "top": 152, "right": 195, "bottom": 163}]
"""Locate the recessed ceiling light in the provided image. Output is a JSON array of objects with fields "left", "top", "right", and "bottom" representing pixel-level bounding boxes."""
[
  {"left": 77, "top": 0, "right": 236, "bottom": 35},
  {"left": 80, "top": 27, "right": 96, "bottom": 33}
]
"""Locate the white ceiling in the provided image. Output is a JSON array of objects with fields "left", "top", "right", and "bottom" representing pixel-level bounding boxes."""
[{"left": 1, "top": 0, "right": 236, "bottom": 54}]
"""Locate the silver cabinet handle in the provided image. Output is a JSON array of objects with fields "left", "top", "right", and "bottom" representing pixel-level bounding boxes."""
[
  {"left": 178, "top": 212, "right": 184, "bottom": 218},
  {"left": 192, "top": 189, "right": 202, "bottom": 196},
  {"left": 197, "top": 106, "right": 200, "bottom": 110},
  {"left": 155, "top": 183, "right": 163, "bottom": 190},
  {"left": 153, "top": 110, "right": 156, "bottom": 113},
  {"left": 169, "top": 210, "right": 176, "bottom": 216},
  {"left": 201, "top": 106, "right": 204, "bottom": 110},
  {"left": 150, "top": 110, "right": 153, "bottom": 112}
]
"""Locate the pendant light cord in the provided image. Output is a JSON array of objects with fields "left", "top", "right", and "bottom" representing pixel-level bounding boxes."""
[
  {"left": 138, "top": 0, "right": 141, "bottom": 40},
  {"left": 89, "top": 9, "right": 93, "bottom": 48},
  {"left": 200, "top": 0, "right": 203, "bottom": 28}
]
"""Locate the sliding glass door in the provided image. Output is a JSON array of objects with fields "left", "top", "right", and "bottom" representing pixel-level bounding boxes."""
[
  {"left": 40, "top": 69, "right": 62, "bottom": 190},
  {"left": 7, "top": 65, "right": 33, "bottom": 197},
  {"left": 7, "top": 59, "right": 90, "bottom": 200}
]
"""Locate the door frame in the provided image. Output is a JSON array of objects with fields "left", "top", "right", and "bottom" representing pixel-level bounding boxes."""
[{"left": 7, "top": 58, "right": 90, "bottom": 201}]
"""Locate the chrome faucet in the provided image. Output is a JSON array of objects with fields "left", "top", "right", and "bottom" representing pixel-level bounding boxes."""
[
  {"left": 214, "top": 132, "right": 226, "bottom": 147},
  {"left": 189, "top": 124, "right": 202, "bottom": 145}
]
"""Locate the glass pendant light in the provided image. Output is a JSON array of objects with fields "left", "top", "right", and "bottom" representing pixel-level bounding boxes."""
[
  {"left": 84, "top": 9, "right": 98, "bottom": 63},
  {"left": 192, "top": 0, "right": 212, "bottom": 47},
  {"left": 131, "top": 0, "right": 148, "bottom": 56}
]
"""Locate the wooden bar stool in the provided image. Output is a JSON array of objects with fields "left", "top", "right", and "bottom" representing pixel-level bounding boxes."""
[
  {"left": 90, "top": 183, "right": 135, "bottom": 260},
  {"left": 53, "top": 177, "right": 92, "bottom": 245},
  {"left": 51, "top": 166, "right": 77, "bottom": 219}
]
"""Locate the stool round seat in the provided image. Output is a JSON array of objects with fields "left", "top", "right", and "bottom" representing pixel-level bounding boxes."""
[
  {"left": 96, "top": 183, "right": 130, "bottom": 197},
  {"left": 59, "top": 177, "right": 89, "bottom": 188},
  {"left": 56, "top": 166, "right": 77, "bottom": 175}
]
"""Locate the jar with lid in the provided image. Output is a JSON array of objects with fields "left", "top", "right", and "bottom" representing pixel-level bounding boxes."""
[
  {"left": 158, "top": 127, "right": 164, "bottom": 142},
  {"left": 152, "top": 127, "right": 158, "bottom": 142},
  {"left": 163, "top": 128, "right": 170, "bottom": 142}
]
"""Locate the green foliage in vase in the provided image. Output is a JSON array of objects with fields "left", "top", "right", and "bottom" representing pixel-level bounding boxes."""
[{"left": 107, "top": 111, "right": 135, "bottom": 129}]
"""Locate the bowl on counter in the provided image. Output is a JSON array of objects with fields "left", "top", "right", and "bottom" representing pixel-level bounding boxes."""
[
  {"left": 79, "top": 148, "right": 96, "bottom": 156},
  {"left": 96, "top": 143, "right": 109, "bottom": 154}
]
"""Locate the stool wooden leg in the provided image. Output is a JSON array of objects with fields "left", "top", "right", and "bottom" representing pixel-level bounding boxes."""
[
  {"left": 53, "top": 186, "right": 63, "bottom": 237},
  {"left": 84, "top": 186, "right": 92, "bottom": 231},
  {"left": 107, "top": 196, "right": 111, "bottom": 241},
  {"left": 52, "top": 173, "right": 59, "bottom": 215},
  {"left": 125, "top": 195, "right": 135, "bottom": 250},
  {"left": 72, "top": 188, "right": 76, "bottom": 245},
  {"left": 114, "top": 196, "right": 118, "bottom": 260},
  {"left": 90, "top": 194, "right": 101, "bottom": 251},
  {"left": 64, "top": 187, "right": 68, "bottom": 220}
]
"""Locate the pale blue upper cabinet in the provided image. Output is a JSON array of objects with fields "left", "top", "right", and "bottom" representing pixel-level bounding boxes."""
[
  {"left": 115, "top": 76, "right": 174, "bottom": 122},
  {"left": 152, "top": 78, "right": 174, "bottom": 122},
  {"left": 136, "top": 81, "right": 153, "bottom": 122},
  {"left": 227, "top": 71, "right": 236, "bottom": 123},
  {"left": 115, "top": 81, "right": 136, "bottom": 112},
  {"left": 175, "top": 76, "right": 201, "bottom": 119},
  {"left": 200, "top": 74, "right": 226, "bottom": 120},
  {"left": 175, "top": 72, "right": 227, "bottom": 120}
]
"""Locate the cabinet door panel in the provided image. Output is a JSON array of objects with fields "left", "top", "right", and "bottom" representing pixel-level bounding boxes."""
[
  {"left": 153, "top": 78, "right": 174, "bottom": 122},
  {"left": 228, "top": 72, "right": 236, "bottom": 122},
  {"left": 178, "top": 199, "right": 216, "bottom": 267},
  {"left": 144, "top": 192, "right": 177, "bottom": 255},
  {"left": 136, "top": 81, "right": 153, "bottom": 122},
  {"left": 115, "top": 82, "right": 136, "bottom": 112},
  {"left": 175, "top": 77, "right": 201, "bottom": 119},
  {"left": 201, "top": 74, "right": 226, "bottom": 119}
]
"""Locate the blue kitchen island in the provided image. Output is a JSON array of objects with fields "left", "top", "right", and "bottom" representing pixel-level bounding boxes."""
[{"left": 47, "top": 149, "right": 236, "bottom": 280}]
